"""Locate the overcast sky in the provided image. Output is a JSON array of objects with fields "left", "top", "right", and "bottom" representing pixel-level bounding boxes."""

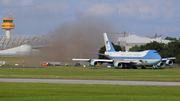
[{"left": 0, "top": 0, "right": 180, "bottom": 38}]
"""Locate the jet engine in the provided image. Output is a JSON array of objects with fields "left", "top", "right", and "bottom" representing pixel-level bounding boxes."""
[
  {"left": 114, "top": 62, "right": 122, "bottom": 68},
  {"left": 165, "top": 60, "right": 173, "bottom": 66},
  {"left": 157, "top": 62, "right": 165, "bottom": 67},
  {"left": 90, "top": 61, "right": 98, "bottom": 66}
]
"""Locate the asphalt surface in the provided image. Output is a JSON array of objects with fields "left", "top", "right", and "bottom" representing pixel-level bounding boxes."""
[{"left": 0, "top": 78, "right": 180, "bottom": 86}]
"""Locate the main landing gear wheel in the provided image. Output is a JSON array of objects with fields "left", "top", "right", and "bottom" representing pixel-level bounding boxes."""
[
  {"left": 141, "top": 66, "right": 146, "bottom": 69},
  {"left": 126, "top": 66, "right": 131, "bottom": 69},
  {"left": 132, "top": 66, "right": 137, "bottom": 69}
]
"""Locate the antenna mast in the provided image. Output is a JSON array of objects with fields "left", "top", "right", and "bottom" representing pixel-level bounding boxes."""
[{"left": 10, "top": 11, "right": 12, "bottom": 18}]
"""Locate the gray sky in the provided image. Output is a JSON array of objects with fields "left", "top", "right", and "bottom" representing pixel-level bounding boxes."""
[{"left": 0, "top": 0, "right": 180, "bottom": 38}]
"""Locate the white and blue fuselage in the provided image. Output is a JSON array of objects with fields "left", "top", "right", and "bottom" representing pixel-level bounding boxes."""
[{"left": 105, "top": 50, "right": 162, "bottom": 66}]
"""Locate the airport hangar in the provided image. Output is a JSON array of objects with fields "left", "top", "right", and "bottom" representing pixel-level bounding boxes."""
[
  {"left": 0, "top": 15, "right": 50, "bottom": 57},
  {"left": 116, "top": 32, "right": 171, "bottom": 51}
]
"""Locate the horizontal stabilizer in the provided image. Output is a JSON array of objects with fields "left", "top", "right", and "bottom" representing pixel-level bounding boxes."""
[{"left": 87, "top": 52, "right": 108, "bottom": 56}]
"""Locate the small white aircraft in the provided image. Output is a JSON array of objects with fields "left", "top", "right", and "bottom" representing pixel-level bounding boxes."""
[{"left": 72, "top": 33, "right": 175, "bottom": 69}]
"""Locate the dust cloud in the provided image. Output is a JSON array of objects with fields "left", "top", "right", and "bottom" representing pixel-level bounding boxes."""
[{"left": 37, "top": 15, "right": 112, "bottom": 62}]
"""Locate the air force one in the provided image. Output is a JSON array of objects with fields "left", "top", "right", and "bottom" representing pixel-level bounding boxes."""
[{"left": 72, "top": 33, "right": 175, "bottom": 69}]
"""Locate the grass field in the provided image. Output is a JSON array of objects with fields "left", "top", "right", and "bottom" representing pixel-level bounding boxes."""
[
  {"left": 0, "top": 66, "right": 180, "bottom": 81},
  {"left": 0, "top": 82, "right": 180, "bottom": 101},
  {"left": 1, "top": 57, "right": 180, "bottom": 101}
]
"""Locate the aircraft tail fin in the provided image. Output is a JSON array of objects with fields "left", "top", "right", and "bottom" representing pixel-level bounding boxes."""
[{"left": 103, "top": 33, "right": 115, "bottom": 52}]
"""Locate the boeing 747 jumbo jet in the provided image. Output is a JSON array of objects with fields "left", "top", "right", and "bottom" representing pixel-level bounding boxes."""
[{"left": 72, "top": 33, "right": 175, "bottom": 69}]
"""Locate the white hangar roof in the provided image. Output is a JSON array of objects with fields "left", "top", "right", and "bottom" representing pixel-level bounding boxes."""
[{"left": 117, "top": 34, "right": 171, "bottom": 46}]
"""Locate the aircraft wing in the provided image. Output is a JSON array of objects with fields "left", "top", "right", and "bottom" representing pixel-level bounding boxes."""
[
  {"left": 71, "top": 58, "right": 113, "bottom": 62},
  {"left": 91, "top": 59, "right": 113, "bottom": 62},
  {"left": 71, "top": 58, "right": 91, "bottom": 61},
  {"left": 72, "top": 58, "right": 138, "bottom": 63},
  {"left": 162, "top": 57, "right": 176, "bottom": 60}
]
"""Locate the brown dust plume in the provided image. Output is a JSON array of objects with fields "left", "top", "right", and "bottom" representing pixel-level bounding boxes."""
[{"left": 37, "top": 16, "right": 112, "bottom": 63}]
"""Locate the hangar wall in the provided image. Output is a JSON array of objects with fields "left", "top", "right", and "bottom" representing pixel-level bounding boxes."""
[
  {"left": 116, "top": 34, "right": 171, "bottom": 51},
  {"left": 0, "top": 45, "right": 32, "bottom": 57}
]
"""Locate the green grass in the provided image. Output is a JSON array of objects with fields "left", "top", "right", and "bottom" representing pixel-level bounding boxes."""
[
  {"left": 0, "top": 66, "right": 180, "bottom": 81},
  {"left": 1, "top": 57, "right": 180, "bottom": 100},
  {"left": 0, "top": 66, "right": 180, "bottom": 101},
  {"left": 0, "top": 82, "right": 180, "bottom": 101}
]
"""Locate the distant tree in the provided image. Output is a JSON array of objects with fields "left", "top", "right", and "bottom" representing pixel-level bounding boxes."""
[
  {"left": 129, "top": 45, "right": 145, "bottom": 52},
  {"left": 98, "top": 45, "right": 109, "bottom": 59},
  {"left": 166, "top": 41, "right": 180, "bottom": 57},
  {"left": 98, "top": 42, "right": 122, "bottom": 59},
  {"left": 139, "top": 45, "right": 145, "bottom": 51},
  {"left": 165, "top": 37, "right": 177, "bottom": 41},
  {"left": 129, "top": 45, "right": 138, "bottom": 52},
  {"left": 175, "top": 54, "right": 180, "bottom": 63},
  {"left": 112, "top": 43, "right": 122, "bottom": 51}
]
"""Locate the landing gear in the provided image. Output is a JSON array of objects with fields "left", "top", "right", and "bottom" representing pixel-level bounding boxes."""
[
  {"left": 122, "top": 64, "right": 125, "bottom": 69},
  {"left": 141, "top": 66, "right": 146, "bottom": 69},
  {"left": 122, "top": 64, "right": 131, "bottom": 69},
  {"left": 152, "top": 65, "right": 156, "bottom": 69},
  {"left": 116, "top": 64, "right": 131, "bottom": 69},
  {"left": 132, "top": 66, "right": 137, "bottom": 69},
  {"left": 126, "top": 66, "right": 131, "bottom": 69}
]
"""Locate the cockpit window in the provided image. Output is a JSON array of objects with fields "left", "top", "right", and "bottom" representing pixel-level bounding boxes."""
[{"left": 153, "top": 52, "right": 158, "bottom": 53}]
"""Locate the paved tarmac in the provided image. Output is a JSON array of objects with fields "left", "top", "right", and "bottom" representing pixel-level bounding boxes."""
[{"left": 1, "top": 78, "right": 180, "bottom": 86}]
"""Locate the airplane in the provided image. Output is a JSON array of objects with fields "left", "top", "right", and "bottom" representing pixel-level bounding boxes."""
[{"left": 72, "top": 33, "right": 175, "bottom": 69}]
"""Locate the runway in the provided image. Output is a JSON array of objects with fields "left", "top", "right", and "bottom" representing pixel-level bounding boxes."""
[{"left": 0, "top": 78, "right": 180, "bottom": 86}]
